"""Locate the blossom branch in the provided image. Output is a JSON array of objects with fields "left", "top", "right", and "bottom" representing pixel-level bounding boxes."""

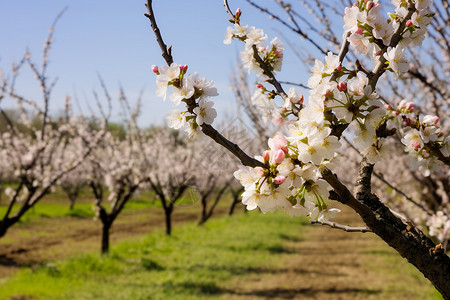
[
  {"left": 368, "top": 0, "right": 416, "bottom": 90},
  {"left": 145, "top": 0, "right": 263, "bottom": 168},
  {"left": 251, "top": 44, "right": 288, "bottom": 100}
]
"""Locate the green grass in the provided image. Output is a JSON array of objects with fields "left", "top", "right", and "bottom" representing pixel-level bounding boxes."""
[{"left": 0, "top": 212, "right": 308, "bottom": 300}]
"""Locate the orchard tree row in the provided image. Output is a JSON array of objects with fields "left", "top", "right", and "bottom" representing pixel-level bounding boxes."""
[{"left": 0, "top": 21, "right": 256, "bottom": 254}]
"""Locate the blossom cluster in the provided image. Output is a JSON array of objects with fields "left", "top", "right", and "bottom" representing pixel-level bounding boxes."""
[
  {"left": 234, "top": 135, "right": 340, "bottom": 221},
  {"left": 152, "top": 63, "right": 218, "bottom": 138},
  {"left": 344, "top": 0, "right": 433, "bottom": 79},
  {"left": 224, "top": 14, "right": 284, "bottom": 80},
  {"left": 426, "top": 211, "right": 450, "bottom": 243},
  {"left": 383, "top": 100, "right": 449, "bottom": 175},
  {"left": 230, "top": 0, "right": 447, "bottom": 221}
]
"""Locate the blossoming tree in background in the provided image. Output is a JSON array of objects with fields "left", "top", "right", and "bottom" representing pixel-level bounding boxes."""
[
  {"left": 86, "top": 90, "right": 151, "bottom": 254},
  {"left": 146, "top": 129, "right": 197, "bottom": 236},
  {"left": 0, "top": 18, "right": 101, "bottom": 239},
  {"left": 146, "top": 0, "right": 450, "bottom": 297}
]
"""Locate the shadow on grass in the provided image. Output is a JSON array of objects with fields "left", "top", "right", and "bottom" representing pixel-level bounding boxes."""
[
  {"left": 0, "top": 254, "right": 25, "bottom": 267},
  {"left": 159, "top": 281, "right": 380, "bottom": 298},
  {"left": 230, "top": 286, "right": 381, "bottom": 298},
  {"left": 227, "top": 244, "right": 297, "bottom": 254},
  {"left": 161, "top": 281, "right": 224, "bottom": 295},
  {"left": 182, "top": 264, "right": 346, "bottom": 277},
  {"left": 278, "top": 233, "right": 303, "bottom": 242}
]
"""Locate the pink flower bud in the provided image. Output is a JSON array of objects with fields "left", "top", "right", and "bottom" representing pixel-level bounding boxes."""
[
  {"left": 263, "top": 150, "right": 270, "bottom": 162},
  {"left": 273, "top": 175, "right": 286, "bottom": 185},
  {"left": 151, "top": 65, "right": 159, "bottom": 74},
  {"left": 367, "top": 1, "right": 376, "bottom": 10},
  {"left": 406, "top": 102, "right": 415, "bottom": 112},
  {"left": 355, "top": 27, "right": 364, "bottom": 35},
  {"left": 256, "top": 83, "right": 265, "bottom": 89},
  {"left": 272, "top": 149, "right": 285, "bottom": 164},
  {"left": 392, "top": 111, "right": 399, "bottom": 116},
  {"left": 385, "top": 104, "right": 393, "bottom": 110},
  {"left": 180, "top": 65, "right": 188, "bottom": 73},
  {"left": 423, "top": 115, "right": 439, "bottom": 125},
  {"left": 337, "top": 82, "right": 347, "bottom": 92},
  {"left": 235, "top": 8, "right": 242, "bottom": 18},
  {"left": 336, "top": 65, "right": 342, "bottom": 71},
  {"left": 406, "top": 20, "right": 413, "bottom": 27}
]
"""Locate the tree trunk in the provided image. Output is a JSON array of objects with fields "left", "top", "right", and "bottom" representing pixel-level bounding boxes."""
[
  {"left": 164, "top": 207, "right": 172, "bottom": 236},
  {"left": 0, "top": 217, "right": 17, "bottom": 238},
  {"left": 69, "top": 194, "right": 76, "bottom": 210},
  {"left": 199, "top": 196, "right": 207, "bottom": 225},
  {"left": 101, "top": 221, "right": 111, "bottom": 254},
  {"left": 228, "top": 197, "right": 239, "bottom": 216}
]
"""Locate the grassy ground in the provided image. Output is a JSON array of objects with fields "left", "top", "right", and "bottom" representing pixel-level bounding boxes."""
[{"left": 0, "top": 204, "right": 443, "bottom": 300}]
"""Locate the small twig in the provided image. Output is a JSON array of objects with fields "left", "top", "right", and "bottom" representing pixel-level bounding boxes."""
[
  {"left": 278, "top": 81, "right": 310, "bottom": 89},
  {"left": 144, "top": 0, "right": 173, "bottom": 65},
  {"left": 310, "top": 220, "right": 372, "bottom": 233},
  {"left": 251, "top": 44, "right": 288, "bottom": 100},
  {"left": 245, "top": 0, "right": 328, "bottom": 55},
  {"left": 223, "top": 0, "right": 236, "bottom": 20}
]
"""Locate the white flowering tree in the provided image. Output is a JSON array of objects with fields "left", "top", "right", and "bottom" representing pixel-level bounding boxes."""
[
  {"left": 146, "top": 129, "right": 196, "bottom": 235},
  {"left": 146, "top": 0, "right": 450, "bottom": 297},
  {"left": 0, "top": 19, "right": 99, "bottom": 239},
  {"left": 191, "top": 135, "right": 243, "bottom": 225},
  {"left": 86, "top": 90, "right": 151, "bottom": 254}
]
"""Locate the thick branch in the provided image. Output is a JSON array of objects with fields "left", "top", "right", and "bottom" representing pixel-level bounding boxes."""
[
  {"left": 321, "top": 162, "right": 450, "bottom": 298},
  {"left": 200, "top": 124, "right": 263, "bottom": 167}
]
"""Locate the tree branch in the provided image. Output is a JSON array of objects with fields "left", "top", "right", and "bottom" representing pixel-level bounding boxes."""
[
  {"left": 144, "top": 0, "right": 173, "bottom": 65},
  {"left": 310, "top": 220, "right": 372, "bottom": 233},
  {"left": 145, "top": 0, "right": 264, "bottom": 169}
]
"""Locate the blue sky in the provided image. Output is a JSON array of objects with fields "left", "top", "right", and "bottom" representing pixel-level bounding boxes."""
[{"left": 0, "top": 1, "right": 322, "bottom": 127}]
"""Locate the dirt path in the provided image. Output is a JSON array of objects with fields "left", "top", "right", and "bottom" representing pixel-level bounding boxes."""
[{"left": 223, "top": 205, "right": 437, "bottom": 300}]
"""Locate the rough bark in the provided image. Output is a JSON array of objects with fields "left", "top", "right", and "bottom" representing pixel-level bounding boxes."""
[{"left": 321, "top": 162, "right": 450, "bottom": 299}]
